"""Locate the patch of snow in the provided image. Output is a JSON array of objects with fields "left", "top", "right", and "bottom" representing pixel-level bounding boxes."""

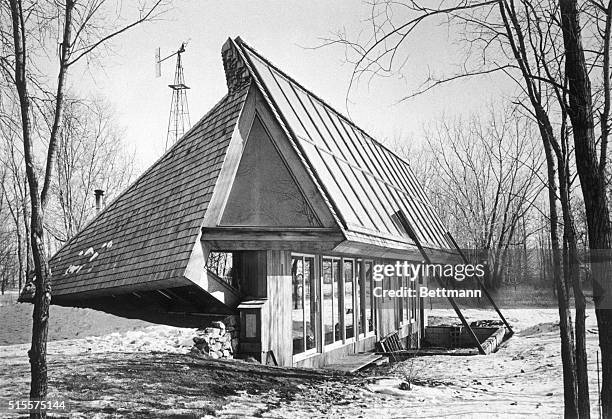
[{"left": 65, "top": 264, "right": 83, "bottom": 275}]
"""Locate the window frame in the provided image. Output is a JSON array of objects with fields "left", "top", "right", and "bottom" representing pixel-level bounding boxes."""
[{"left": 291, "top": 253, "right": 319, "bottom": 361}]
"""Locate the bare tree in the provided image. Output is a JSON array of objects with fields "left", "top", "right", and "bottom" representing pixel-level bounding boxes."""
[
  {"left": 0, "top": 94, "right": 30, "bottom": 292},
  {"left": 557, "top": 1, "right": 612, "bottom": 415},
  {"left": 420, "top": 107, "right": 543, "bottom": 287},
  {"left": 0, "top": 1, "right": 168, "bottom": 416},
  {"left": 323, "top": 0, "right": 612, "bottom": 415},
  {"left": 46, "top": 96, "right": 134, "bottom": 248}
]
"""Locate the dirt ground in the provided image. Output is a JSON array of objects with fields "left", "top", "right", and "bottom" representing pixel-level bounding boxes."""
[{"left": 0, "top": 294, "right": 605, "bottom": 418}]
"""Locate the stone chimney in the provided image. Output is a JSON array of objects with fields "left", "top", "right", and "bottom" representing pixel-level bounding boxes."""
[
  {"left": 94, "top": 189, "right": 104, "bottom": 214},
  {"left": 222, "top": 38, "right": 251, "bottom": 93}
]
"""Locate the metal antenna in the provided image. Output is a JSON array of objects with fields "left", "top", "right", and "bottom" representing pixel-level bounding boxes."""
[{"left": 156, "top": 42, "right": 191, "bottom": 150}]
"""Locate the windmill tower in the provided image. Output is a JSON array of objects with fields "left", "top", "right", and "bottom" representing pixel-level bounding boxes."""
[{"left": 156, "top": 42, "right": 191, "bottom": 150}]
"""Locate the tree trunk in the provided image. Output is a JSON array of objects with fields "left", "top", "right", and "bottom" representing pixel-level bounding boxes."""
[
  {"left": 559, "top": 0, "right": 612, "bottom": 416},
  {"left": 28, "top": 211, "right": 51, "bottom": 419},
  {"left": 15, "top": 207, "right": 24, "bottom": 291},
  {"left": 558, "top": 145, "right": 590, "bottom": 418},
  {"left": 563, "top": 223, "right": 590, "bottom": 419},
  {"left": 8, "top": 1, "right": 52, "bottom": 416},
  {"left": 541, "top": 116, "right": 579, "bottom": 417}
]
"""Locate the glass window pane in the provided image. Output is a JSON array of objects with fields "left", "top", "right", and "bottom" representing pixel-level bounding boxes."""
[
  {"left": 356, "top": 261, "right": 363, "bottom": 335},
  {"left": 344, "top": 259, "right": 354, "bottom": 339},
  {"left": 304, "top": 257, "right": 317, "bottom": 350},
  {"left": 411, "top": 275, "right": 417, "bottom": 320},
  {"left": 291, "top": 257, "right": 305, "bottom": 355},
  {"left": 365, "top": 261, "right": 374, "bottom": 333},
  {"left": 402, "top": 274, "right": 409, "bottom": 323},
  {"left": 332, "top": 259, "right": 342, "bottom": 343},
  {"left": 322, "top": 257, "right": 342, "bottom": 345},
  {"left": 322, "top": 258, "right": 334, "bottom": 345}
]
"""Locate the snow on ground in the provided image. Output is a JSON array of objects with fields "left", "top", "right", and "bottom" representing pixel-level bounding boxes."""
[
  {"left": 0, "top": 291, "right": 160, "bottom": 346},
  {"left": 366, "top": 309, "right": 602, "bottom": 418},
  {"left": 214, "top": 309, "right": 603, "bottom": 418},
  {"left": 0, "top": 301, "right": 604, "bottom": 418}
]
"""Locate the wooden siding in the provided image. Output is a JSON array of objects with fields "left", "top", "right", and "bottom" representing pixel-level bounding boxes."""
[{"left": 265, "top": 250, "right": 292, "bottom": 366}]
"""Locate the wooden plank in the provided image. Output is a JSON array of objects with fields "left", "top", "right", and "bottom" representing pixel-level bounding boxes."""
[
  {"left": 202, "top": 227, "right": 343, "bottom": 242},
  {"left": 323, "top": 353, "right": 383, "bottom": 373},
  {"left": 205, "top": 240, "right": 340, "bottom": 253},
  {"left": 266, "top": 250, "right": 292, "bottom": 367}
]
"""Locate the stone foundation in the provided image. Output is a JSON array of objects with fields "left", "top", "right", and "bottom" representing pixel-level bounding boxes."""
[{"left": 190, "top": 316, "right": 240, "bottom": 359}]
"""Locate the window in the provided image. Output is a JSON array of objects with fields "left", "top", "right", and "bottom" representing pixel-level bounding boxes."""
[
  {"left": 206, "top": 251, "right": 238, "bottom": 288},
  {"left": 343, "top": 259, "right": 355, "bottom": 339},
  {"left": 411, "top": 273, "right": 418, "bottom": 320},
  {"left": 291, "top": 255, "right": 318, "bottom": 355},
  {"left": 355, "top": 261, "right": 363, "bottom": 335},
  {"left": 402, "top": 274, "right": 409, "bottom": 324},
  {"left": 364, "top": 261, "right": 374, "bottom": 333},
  {"left": 322, "top": 257, "right": 341, "bottom": 345}
]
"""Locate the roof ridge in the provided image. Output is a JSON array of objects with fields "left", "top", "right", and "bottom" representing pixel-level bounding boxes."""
[{"left": 235, "top": 38, "right": 417, "bottom": 172}]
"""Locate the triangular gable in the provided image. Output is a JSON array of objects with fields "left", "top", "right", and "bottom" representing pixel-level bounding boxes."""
[
  {"left": 220, "top": 115, "right": 321, "bottom": 227},
  {"left": 201, "top": 83, "right": 340, "bottom": 232}
]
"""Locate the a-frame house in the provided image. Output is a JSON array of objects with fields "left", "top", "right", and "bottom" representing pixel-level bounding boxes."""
[{"left": 46, "top": 37, "right": 463, "bottom": 367}]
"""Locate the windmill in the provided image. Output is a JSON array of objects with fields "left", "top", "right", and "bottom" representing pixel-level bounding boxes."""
[{"left": 155, "top": 42, "right": 191, "bottom": 150}]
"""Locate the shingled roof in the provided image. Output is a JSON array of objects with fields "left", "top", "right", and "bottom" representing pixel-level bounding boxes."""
[{"left": 49, "top": 87, "right": 250, "bottom": 297}]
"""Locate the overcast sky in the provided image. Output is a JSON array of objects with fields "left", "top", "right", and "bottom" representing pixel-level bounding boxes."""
[{"left": 72, "top": 0, "right": 515, "bottom": 172}]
